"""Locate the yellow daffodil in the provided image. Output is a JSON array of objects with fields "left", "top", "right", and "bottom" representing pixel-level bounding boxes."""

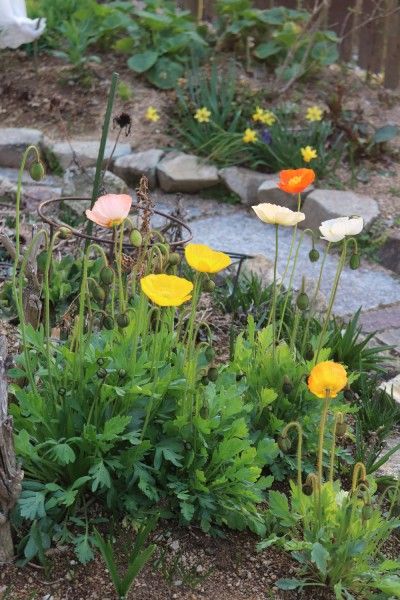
[
  {"left": 145, "top": 106, "right": 160, "bottom": 122},
  {"left": 252, "top": 107, "right": 276, "bottom": 126},
  {"left": 243, "top": 128, "right": 258, "bottom": 143},
  {"left": 194, "top": 107, "right": 211, "bottom": 123},
  {"left": 306, "top": 105, "right": 323, "bottom": 122},
  {"left": 185, "top": 243, "right": 231, "bottom": 273},
  {"left": 140, "top": 274, "right": 193, "bottom": 307},
  {"left": 308, "top": 361, "right": 348, "bottom": 399},
  {"left": 301, "top": 146, "right": 318, "bottom": 163}
]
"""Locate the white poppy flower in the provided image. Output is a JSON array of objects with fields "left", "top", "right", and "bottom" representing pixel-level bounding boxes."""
[
  {"left": 0, "top": 0, "right": 46, "bottom": 49},
  {"left": 319, "top": 216, "right": 364, "bottom": 243},
  {"left": 252, "top": 203, "right": 305, "bottom": 227}
]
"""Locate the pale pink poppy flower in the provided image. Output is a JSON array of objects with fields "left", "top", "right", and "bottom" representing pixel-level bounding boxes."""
[{"left": 86, "top": 194, "right": 132, "bottom": 228}]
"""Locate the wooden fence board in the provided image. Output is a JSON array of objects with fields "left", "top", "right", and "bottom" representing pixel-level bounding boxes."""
[
  {"left": 180, "top": 0, "right": 400, "bottom": 88},
  {"left": 384, "top": 0, "right": 400, "bottom": 88}
]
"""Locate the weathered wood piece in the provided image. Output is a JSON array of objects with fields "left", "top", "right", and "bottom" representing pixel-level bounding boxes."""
[{"left": 0, "top": 336, "right": 23, "bottom": 564}]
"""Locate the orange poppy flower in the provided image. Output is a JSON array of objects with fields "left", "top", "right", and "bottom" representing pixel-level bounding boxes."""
[{"left": 277, "top": 168, "right": 315, "bottom": 194}]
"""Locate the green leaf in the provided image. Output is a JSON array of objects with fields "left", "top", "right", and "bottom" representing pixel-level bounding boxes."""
[
  {"left": 127, "top": 51, "right": 158, "bottom": 73},
  {"left": 311, "top": 542, "right": 330, "bottom": 576},
  {"left": 181, "top": 501, "right": 195, "bottom": 522},
  {"left": 19, "top": 491, "right": 46, "bottom": 520},
  {"left": 268, "top": 490, "right": 296, "bottom": 527},
  {"left": 49, "top": 442, "right": 76, "bottom": 465},
  {"left": 375, "top": 576, "right": 400, "bottom": 596},
  {"left": 146, "top": 57, "right": 184, "bottom": 90},
  {"left": 154, "top": 438, "right": 183, "bottom": 470},
  {"left": 276, "top": 578, "right": 302, "bottom": 590},
  {"left": 103, "top": 415, "right": 131, "bottom": 440},
  {"left": 74, "top": 534, "right": 94, "bottom": 564},
  {"left": 254, "top": 41, "right": 281, "bottom": 60},
  {"left": 372, "top": 125, "right": 400, "bottom": 144},
  {"left": 90, "top": 461, "right": 111, "bottom": 492}
]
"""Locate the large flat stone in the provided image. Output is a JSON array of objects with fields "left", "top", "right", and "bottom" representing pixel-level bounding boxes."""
[
  {"left": 189, "top": 211, "right": 400, "bottom": 316},
  {"left": 358, "top": 305, "right": 400, "bottom": 333},
  {"left": 380, "top": 373, "right": 400, "bottom": 404},
  {"left": 113, "top": 149, "right": 164, "bottom": 189},
  {"left": 157, "top": 153, "right": 219, "bottom": 193},
  {"left": 377, "top": 430, "right": 400, "bottom": 478},
  {"left": 376, "top": 327, "right": 400, "bottom": 351},
  {"left": 0, "top": 127, "right": 44, "bottom": 168},
  {"left": 0, "top": 176, "right": 17, "bottom": 202},
  {"left": 378, "top": 229, "right": 400, "bottom": 275},
  {"left": 219, "top": 167, "right": 268, "bottom": 206},
  {"left": 257, "top": 178, "right": 312, "bottom": 210},
  {"left": 302, "top": 189, "right": 379, "bottom": 230},
  {"left": 51, "top": 139, "right": 132, "bottom": 170}
]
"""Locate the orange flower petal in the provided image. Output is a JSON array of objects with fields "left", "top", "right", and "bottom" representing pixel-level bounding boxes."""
[{"left": 277, "top": 168, "right": 316, "bottom": 194}]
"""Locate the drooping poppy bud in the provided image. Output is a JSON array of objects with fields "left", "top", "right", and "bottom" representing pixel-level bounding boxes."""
[
  {"left": 278, "top": 435, "right": 291, "bottom": 452},
  {"left": 30, "top": 161, "right": 45, "bottom": 182},
  {"left": 208, "top": 367, "right": 218, "bottom": 382},
  {"left": 282, "top": 375, "right": 293, "bottom": 395},
  {"left": 102, "top": 315, "right": 115, "bottom": 330},
  {"left": 350, "top": 253, "right": 360, "bottom": 270},
  {"left": 116, "top": 313, "right": 130, "bottom": 328},
  {"left": 100, "top": 266, "right": 114, "bottom": 286},
  {"left": 297, "top": 291, "right": 310, "bottom": 311},
  {"left": 309, "top": 248, "right": 320, "bottom": 263},
  {"left": 130, "top": 229, "right": 143, "bottom": 248}
]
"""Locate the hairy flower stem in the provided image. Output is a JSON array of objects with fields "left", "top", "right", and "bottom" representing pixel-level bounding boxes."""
[
  {"left": 116, "top": 224, "right": 126, "bottom": 312},
  {"left": 351, "top": 462, "right": 367, "bottom": 492},
  {"left": 17, "top": 229, "right": 48, "bottom": 395},
  {"left": 270, "top": 224, "right": 279, "bottom": 359},
  {"left": 300, "top": 242, "right": 330, "bottom": 356},
  {"left": 43, "top": 231, "right": 63, "bottom": 394},
  {"left": 317, "top": 395, "right": 330, "bottom": 488},
  {"left": 315, "top": 240, "right": 347, "bottom": 362},
  {"left": 281, "top": 421, "right": 303, "bottom": 489},
  {"left": 87, "top": 72, "right": 119, "bottom": 223},
  {"left": 329, "top": 412, "right": 343, "bottom": 483}
]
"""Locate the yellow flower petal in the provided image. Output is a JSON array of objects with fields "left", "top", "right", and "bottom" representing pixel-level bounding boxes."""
[
  {"left": 308, "top": 361, "right": 348, "bottom": 399},
  {"left": 243, "top": 128, "right": 258, "bottom": 143},
  {"left": 306, "top": 106, "right": 323, "bottom": 122},
  {"left": 145, "top": 106, "right": 160, "bottom": 122},
  {"left": 185, "top": 243, "right": 231, "bottom": 273},
  {"left": 300, "top": 145, "right": 318, "bottom": 163},
  {"left": 140, "top": 274, "right": 193, "bottom": 307},
  {"left": 194, "top": 107, "right": 211, "bottom": 123}
]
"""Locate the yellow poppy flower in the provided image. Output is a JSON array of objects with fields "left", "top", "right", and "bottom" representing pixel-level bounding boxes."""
[
  {"left": 145, "top": 106, "right": 160, "bottom": 122},
  {"left": 306, "top": 106, "right": 323, "bottom": 122},
  {"left": 194, "top": 107, "right": 211, "bottom": 123},
  {"left": 243, "top": 128, "right": 258, "bottom": 143},
  {"left": 185, "top": 243, "right": 231, "bottom": 273},
  {"left": 252, "top": 106, "right": 265, "bottom": 123},
  {"left": 140, "top": 274, "right": 193, "bottom": 307},
  {"left": 308, "top": 361, "right": 348, "bottom": 399},
  {"left": 301, "top": 146, "right": 318, "bottom": 163}
]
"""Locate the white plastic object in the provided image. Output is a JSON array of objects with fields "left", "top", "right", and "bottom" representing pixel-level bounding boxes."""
[{"left": 0, "top": 0, "right": 46, "bottom": 49}]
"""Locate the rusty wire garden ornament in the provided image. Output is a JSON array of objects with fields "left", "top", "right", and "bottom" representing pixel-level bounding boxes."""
[{"left": 37, "top": 196, "right": 193, "bottom": 252}]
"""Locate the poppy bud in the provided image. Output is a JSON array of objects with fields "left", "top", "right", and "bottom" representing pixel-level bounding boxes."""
[
  {"left": 158, "top": 243, "right": 169, "bottom": 256},
  {"left": 349, "top": 253, "right": 360, "bottom": 270},
  {"left": 118, "top": 368, "right": 127, "bottom": 379},
  {"left": 278, "top": 435, "right": 291, "bottom": 453},
  {"left": 168, "top": 252, "right": 181, "bottom": 266},
  {"left": 336, "top": 421, "right": 347, "bottom": 437},
  {"left": 201, "top": 375, "right": 209, "bottom": 386},
  {"left": 92, "top": 285, "right": 105, "bottom": 303},
  {"left": 296, "top": 291, "right": 309, "bottom": 311},
  {"left": 116, "top": 313, "right": 129, "bottom": 328},
  {"left": 302, "top": 481, "right": 313, "bottom": 496},
  {"left": 185, "top": 441, "right": 192, "bottom": 450},
  {"left": 97, "top": 357, "right": 105, "bottom": 366},
  {"left": 200, "top": 403, "right": 209, "bottom": 418},
  {"left": 282, "top": 375, "right": 293, "bottom": 395},
  {"left": 102, "top": 315, "right": 115, "bottom": 330},
  {"left": 100, "top": 266, "right": 114, "bottom": 286},
  {"left": 205, "top": 346, "right": 215, "bottom": 362},
  {"left": 58, "top": 226, "right": 72, "bottom": 240},
  {"left": 362, "top": 503, "right": 373, "bottom": 521},
  {"left": 37, "top": 250, "right": 48, "bottom": 273},
  {"left": 208, "top": 367, "right": 218, "bottom": 382},
  {"left": 203, "top": 278, "right": 216, "bottom": 293},
  {"left": 130, "top": 229, "right": 143, "bottom": 248},
  {"left": 58, "top": 387, "right": 66, "bottom": 396},
  {"left": 97, "top": 367, "right": 107, "bottom": 379},
  {"left": 304, "top": 345, "right": 314, "bottom": 361},
  {"left": 309, "top": 248, "right": 320, "bottom": 263},
  {"left": 29, "top": 161, "right": 45, "bottom": 182}
]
